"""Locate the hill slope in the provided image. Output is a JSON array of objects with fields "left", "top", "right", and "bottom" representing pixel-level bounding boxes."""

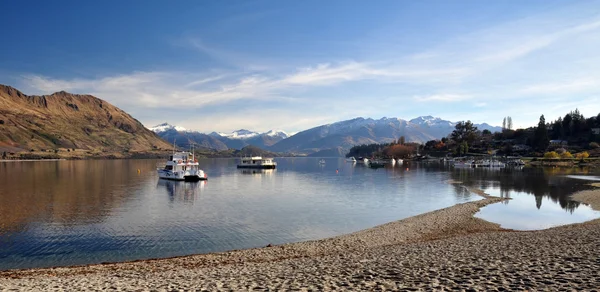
[{"left": 0, "top": 85, "right": 171, "bottom": 157}]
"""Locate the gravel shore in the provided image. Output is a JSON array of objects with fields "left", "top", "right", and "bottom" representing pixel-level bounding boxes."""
[{"left": 1, "top": 187, "right": 599, "bottom": 291}]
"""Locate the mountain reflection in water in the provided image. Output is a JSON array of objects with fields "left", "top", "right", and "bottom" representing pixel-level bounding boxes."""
[{"left": 0, "top": 158, "right": 598, "bottom": 270}]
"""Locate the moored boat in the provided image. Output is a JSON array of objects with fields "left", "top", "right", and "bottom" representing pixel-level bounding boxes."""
[
  {"left": 237, "top": 156, "right": 277, "bottom": 169},
  {"left": 157, "top": 152, "right": 207, "bottom": 182},
  {"left": 346, "top": 157, "right": 357, "bottom": 163}
]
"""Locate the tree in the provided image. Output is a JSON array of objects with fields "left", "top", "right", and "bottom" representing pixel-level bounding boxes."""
[
  {"left": 576, "top": 152, "right": 589, "bottom": 159},
  {"left": 551, "top": 117, "right": 564, "bottom": 139},
  {"left": 451, "top": 121, "right": 478, "bottom": 144},
  {"left": 562, "top": 113, "right": 573, "bottom": 137},
  {"left": 544, "top": 151, "right": 560, "bottom": 159},
  {"left": 502, "top": 117, "right": 506, "bottom": 131},
  {"left": 1, "top": 151, "right": 6, "bottom": 159},
  {"left": 507, "top": 116, "right": 513, "bottom": 130},
  {"left": 482, "top": 129, "right": 491, "bottom": 135},
  {"left": 533, "top": 115, "right": 549, "bottom": 151},
  {"left": 398, "top": 136, "right": 405, "bottom": 145},
  {"left": 560, "top": 151, "right": 573, "bottom": 159}
]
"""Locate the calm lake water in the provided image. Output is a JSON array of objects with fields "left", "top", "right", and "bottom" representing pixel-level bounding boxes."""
[{"left": 0, "top": 158, "right": 598, "bottom": 270}]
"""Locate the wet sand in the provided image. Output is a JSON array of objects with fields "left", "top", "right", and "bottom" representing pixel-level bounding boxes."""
[{"left": 1, "top": 188, "right": 599, "bottom": 291}]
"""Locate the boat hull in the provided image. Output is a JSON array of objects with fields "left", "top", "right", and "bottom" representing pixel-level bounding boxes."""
[
  {"left": 157, "top": 169, "right": 207, "bottom": 181},
  {"left": 237, "top": 165, "right": 276, "bottom": 169}
]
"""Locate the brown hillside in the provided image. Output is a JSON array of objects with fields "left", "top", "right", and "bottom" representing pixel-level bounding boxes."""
[{"left": 0, "top": 84, "right": 171, "bottom": 157}]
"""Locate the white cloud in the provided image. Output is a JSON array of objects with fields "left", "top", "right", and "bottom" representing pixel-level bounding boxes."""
[{"left": 520, "top": 78, "right": 600, "bottom": 94}]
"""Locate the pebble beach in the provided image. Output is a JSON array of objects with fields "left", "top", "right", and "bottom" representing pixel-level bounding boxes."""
[{"left": 1, "top": 186, "right": 599, "bottom": 291}]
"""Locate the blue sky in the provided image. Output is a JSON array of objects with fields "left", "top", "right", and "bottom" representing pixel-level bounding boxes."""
[{"left": 1, "top": 0, "right": 599, "bottom": 133}]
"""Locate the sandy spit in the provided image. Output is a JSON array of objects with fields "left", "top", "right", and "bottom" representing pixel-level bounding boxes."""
[{"left": 1, "top": 189, "right": 600, "bottom": 291}]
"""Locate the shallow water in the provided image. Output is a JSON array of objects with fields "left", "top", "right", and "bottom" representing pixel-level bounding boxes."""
[{"left": 0, "top": 159, "right": 598, "bottom": 270}]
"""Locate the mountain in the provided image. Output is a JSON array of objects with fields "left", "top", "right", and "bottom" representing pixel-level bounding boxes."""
[
  {"left": 215, "top": 129, "right": 260, "bottom": 139},
  {"left": 0, "top": 85, "right": 172, "bottom": 157},
  {"left": 149, "top": 122, "right": 188, "bottom": 133},
  {"left": 151, "top": 123, "right": 228, "bottom": 151},
  {"left": 150, "top": 116, "right": 501, "bottom": 156},
  {"left": 269, "top": 116, "right": 502, "bottom": 155},
  {"left": 152, "top": 126, "right": 289, "bottom": 150}
]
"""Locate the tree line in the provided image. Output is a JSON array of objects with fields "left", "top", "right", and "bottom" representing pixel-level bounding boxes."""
[{"left": 346, "top": 109, "right": 600, "bottom": 158}]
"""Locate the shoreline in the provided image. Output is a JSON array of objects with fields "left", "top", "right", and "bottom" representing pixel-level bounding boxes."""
[{"left": 1, "top": 187, "right": 600, "bottom": 290}]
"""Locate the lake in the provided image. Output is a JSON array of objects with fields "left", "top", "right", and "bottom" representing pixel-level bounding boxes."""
[{"left": 0, "top": 158, "right": 598, "bottom": 270}]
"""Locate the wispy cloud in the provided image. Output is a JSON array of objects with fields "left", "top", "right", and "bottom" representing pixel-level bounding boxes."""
[
  {"left": 520, "top": 77, "right": 600, "bottom": 94},
  {"left": 14, "top": 2, "right": 600, "bottom": 132},
  {"left": 415, "top": 94, "right": 472, "bottom": 102}
]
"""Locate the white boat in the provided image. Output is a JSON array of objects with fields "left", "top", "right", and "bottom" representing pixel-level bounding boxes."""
[
  {"left": 237, "top": 156, "right": 277, "bottom": 169},
  {"left": 480, "top": 160, "right": 506, "bottom": 168},
  {"left": 346, "top": 157, "right": 357, "bottom": 163},
  {"left": 157, "top": 152, "right": 207, "bottom": 181},
  {"left": 452, "top": 160, "right": 476, "bottom": 168},
  {"left": 319, "top": 159, "right": 326, "bottom": 164},
  {"left": 396, "top": 158, "right": 404, "bottom": 164},
  {"left": 363, "top": 158, "right": 369, "bottom": 164},
  {"left": 390, "top": 158, "right": 396, "bottom": 165}
]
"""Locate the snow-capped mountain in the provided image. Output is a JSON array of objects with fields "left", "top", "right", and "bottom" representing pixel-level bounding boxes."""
[
  {"left": 149, "top": 117, "right": 501, "bottom": 155},
  {"left": 215, "top": 129, "right": 260, "bottom": 139},
  {"left": 264, "top": 130, "right": 289, "bottom": 139},
  {"left": 269, "top": 116, "right": 502, "bottom": 154},
  {"left": 409, "top": 116, "right": 455, "bottom": 127},
  {"left": 149, "top": 123, "right": 187, "bottom": 133},
  {"left": 214, "top": 129, "right": 290, "bottom": 140}
]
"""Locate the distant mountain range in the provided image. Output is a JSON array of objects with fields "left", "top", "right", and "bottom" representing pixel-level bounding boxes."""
[
  {"left": 150, "top": 116, "right": 502, "bottom": 156},
  {"left": 0, "top": 84, "right": 502, "bottom": 159},
  {"left": 150, "top": 123, "right": 290, "bottom": 150},
  {"left": 0, "top": 85, "right": 172, "bottom": 156}
]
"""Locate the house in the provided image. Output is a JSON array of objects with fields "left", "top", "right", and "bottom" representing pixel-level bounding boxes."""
[
  {"left": 550, "top": 140, "right": 568, "bottom": 146},
  {"left": 513, "top": 144, "right": 532, "bottom": 152},
  {"left": 592, "top": 128, "right": 600, "bottom": 135}
]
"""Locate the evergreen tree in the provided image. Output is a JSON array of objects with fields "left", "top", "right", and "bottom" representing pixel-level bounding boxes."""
[
  {"left": 507, "top": 116, "right": 513, "bottom": 130},
  {"left": 502, "top": 117, "right": 506, "bottom": 131},
  {"left": 534, "top": 115, "right": 549, "bottom": 151}
]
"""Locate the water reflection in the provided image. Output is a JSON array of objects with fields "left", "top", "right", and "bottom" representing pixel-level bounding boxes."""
[
  {"left": 449, "top": 167, "right": 596, "bottom": 212},
  {"left": 239, "top": 169, "right": 275, "bottom": 175},
  {"left": 0, "top": 160, "right": 152, "bottom": 234},
  {"left": 158, "top": 180, "right": 206, "bottom": 204},
  {"left": 3, "top": 158, "right": 598, "bottom": 270}
]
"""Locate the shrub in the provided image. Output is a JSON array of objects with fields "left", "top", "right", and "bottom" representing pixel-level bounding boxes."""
[
  {"left": 544, "top": 151, "right": 560, "bottom": 159},
  {"left": 555, "top": 148, "right": 566, "bottom": 154},
  {"left": 590, "top": 142, "right": 600, "bottom": 149},
  {"left": 576, "top": 152, "right": 590, "bottom": 159},
  {"left": 560, "top": 151, "right": 573, "bottom": 159}
]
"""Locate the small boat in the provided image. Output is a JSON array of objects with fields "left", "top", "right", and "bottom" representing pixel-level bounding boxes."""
[
  {"left": 396, "top": 158, "right": 404, "bottom": 164},
  {"left": 237, "top": 156, "right": 277, "bottom": 169},
  {"left": 157, "top": 152, "right": 207, "bottom": 181},
  {"left": 390, "top": 158, "right": 396, "bottom": 165},
  {"left": 363, "top": 158, "right": 369, "bottom": 164},
  {"left": 346, "top": 157, "right": 357, "bottom": 163},
  {"left": 319, "top": 159, "right": 326, "bottom": 164}
]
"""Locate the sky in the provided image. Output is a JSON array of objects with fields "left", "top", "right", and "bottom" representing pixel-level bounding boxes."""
[{"left": 1, "top": 0, "right": 599, "bottom": 133}]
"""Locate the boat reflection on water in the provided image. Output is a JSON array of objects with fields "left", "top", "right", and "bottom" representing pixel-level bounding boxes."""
[
  {"left": 239, "top": 169, "right": 275, "bottom": 175},
  {"left": 157, "top": 179, "right": 206, "bottom": 204}
]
